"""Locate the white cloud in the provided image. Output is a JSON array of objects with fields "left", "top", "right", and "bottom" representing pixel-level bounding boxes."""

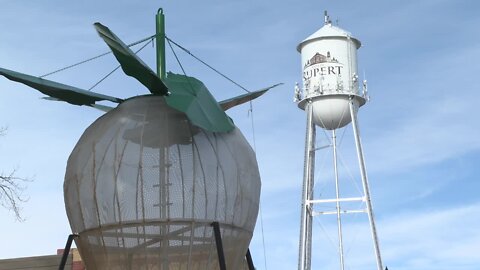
[
  {"left": 360, "top": 42, "right": 480, "bottom": 174},
  {"left": 365, "top": 94, "right": 480, "bottom": 174},
  {"left": 380, "top": 202, "right": 480, "bottom": 269},
  {"left": 271, "top": 202, "right": 480, "bottom": 270}
]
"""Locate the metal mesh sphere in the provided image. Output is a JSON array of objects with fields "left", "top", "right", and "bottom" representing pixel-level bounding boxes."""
[{"left": 64, "top": 96, "right": 260, "bottom": 270}]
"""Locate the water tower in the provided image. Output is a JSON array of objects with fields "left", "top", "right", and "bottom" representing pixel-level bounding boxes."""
[{"left": 294, "top": 12, "right": 384, "bottom": 270}]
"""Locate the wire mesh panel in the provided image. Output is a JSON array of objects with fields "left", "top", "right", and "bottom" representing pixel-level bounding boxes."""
[{"left": 64, "top": 96, "right": 260, "bottom": 270}]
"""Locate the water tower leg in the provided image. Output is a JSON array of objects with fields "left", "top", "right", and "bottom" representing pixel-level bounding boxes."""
[
  {"left": 298, "top": 101, "right": 316, "bottom": 270},
  {"left": 332, "top": 129, "right": 346, "bottom": 270},
  {"left": 348, "top": 98, "right": 384, "bottom": 270}
]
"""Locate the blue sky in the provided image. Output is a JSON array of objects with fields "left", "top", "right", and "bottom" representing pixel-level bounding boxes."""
[{"left": 1, "top": 1, "right": 479, "bottom": 270}]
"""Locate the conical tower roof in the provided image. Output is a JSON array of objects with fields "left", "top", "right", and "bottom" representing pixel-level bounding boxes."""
[{"left": 297, "top": 23, "right": 361, "bottom": 52}]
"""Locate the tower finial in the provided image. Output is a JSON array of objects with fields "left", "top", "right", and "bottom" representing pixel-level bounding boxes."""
[{"left": 324, "top": 10, "right": 331, "bottom": 25}]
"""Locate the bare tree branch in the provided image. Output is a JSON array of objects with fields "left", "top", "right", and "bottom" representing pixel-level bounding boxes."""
[{"left": 0, "top": 126, "right": 32, "bottom": 222}]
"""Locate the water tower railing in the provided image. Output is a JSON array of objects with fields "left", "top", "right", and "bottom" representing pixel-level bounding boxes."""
[{"left": 303, "top": 87, "right": 363, "bottom": 100}]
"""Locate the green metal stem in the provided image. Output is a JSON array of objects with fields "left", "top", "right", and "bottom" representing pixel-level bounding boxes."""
[{"left": 156, "top": 8, "right": 166, "bottom": 80}]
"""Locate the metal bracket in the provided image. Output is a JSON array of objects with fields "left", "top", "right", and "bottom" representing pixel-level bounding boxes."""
[
  {"left": 58, "top": 233, "right": 79, "bottom": 270},
  {"left": 212, "top": 222, "right": 227, "bottom": 270},
  {"left": 211, "top": 222, "right": 256, "bottom": 270},
  {"left": 246, "top": 249, "right": 255, "bottom": 270}
]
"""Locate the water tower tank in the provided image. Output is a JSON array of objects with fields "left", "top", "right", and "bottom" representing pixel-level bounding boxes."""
[{"left": 297, "top": 15, "right": 366, "bottom": 130}]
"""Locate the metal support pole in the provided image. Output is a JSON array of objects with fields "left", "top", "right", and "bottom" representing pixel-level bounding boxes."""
[
  {"left": 58, "top": 234, "right": 79, "bottom": 270},
  {"left": 212, "top": 222, "right": 227, "bottom": 270},
  {"left": 349, "top": 98, "right": 384, "bottom": 270},
  {"left": 246, "top": 249, "right": 255, "bottom": 270},
  {"left": 156, "top": 8, "right": 166, "bottom": 80},
  {"left": 298, "top": 101, "right": 316, "bottom": 270},
  {"left": 332, "top": 129, "right": 345, "bottom": 270}
]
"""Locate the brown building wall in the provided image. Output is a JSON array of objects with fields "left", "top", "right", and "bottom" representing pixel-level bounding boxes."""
[{"left": 0, "top": 249, "right": 85, "bottom": 270}]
